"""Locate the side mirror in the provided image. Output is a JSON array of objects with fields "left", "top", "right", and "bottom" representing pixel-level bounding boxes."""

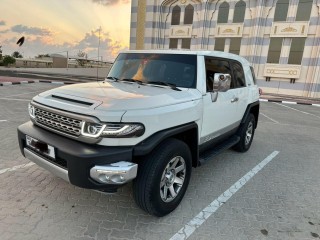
[{"left": 212, "top": 73, "right": 231, "bottom": 92}]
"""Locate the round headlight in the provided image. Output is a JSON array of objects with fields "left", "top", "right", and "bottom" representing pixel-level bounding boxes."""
[{"left": 81, "top": 122, "right": 106, "bottom": 138}]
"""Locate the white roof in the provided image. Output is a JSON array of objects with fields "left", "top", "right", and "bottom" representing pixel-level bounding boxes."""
[{"left": 120, "top": 49, "right": 251, "bottom": 66}]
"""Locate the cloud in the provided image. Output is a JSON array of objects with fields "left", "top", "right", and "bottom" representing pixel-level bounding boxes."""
[
  {"left": 0, "top": 29, "right": 9, "bottom": 34},
  {"left": 0, "top": 20, "right": 5, "bottom": 26},
  {"left": 0, "top": 28, "right": 127, "bottom": 61},
  {"left": 91, "top": 0, "right": 129, "bottom": 6},
  {"left": 10, "top": 25, "right": 54, "bottom": 36}
]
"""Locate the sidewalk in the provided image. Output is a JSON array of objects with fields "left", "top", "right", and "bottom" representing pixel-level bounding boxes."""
[{"left": 260, "top": 93, "right": 320, "bottom": 105}]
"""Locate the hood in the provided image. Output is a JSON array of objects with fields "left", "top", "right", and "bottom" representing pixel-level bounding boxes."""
[{"left": 35, "top": 81, "right": 202, "bottom": 112}]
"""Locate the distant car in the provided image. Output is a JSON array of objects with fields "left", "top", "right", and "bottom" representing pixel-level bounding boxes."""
[{"left": 18, "top": 50, "right": 260, "bottom": 216}]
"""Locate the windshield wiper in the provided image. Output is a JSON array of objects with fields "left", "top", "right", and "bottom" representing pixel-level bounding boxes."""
[
  {"left": 147, "top": 81, "right": 181, "bottom": 91},
  {"left": 119, "top": 78, "right": 144, "bottom": 85},
  {"left": 106, "top": 76, "right": 119, "bottom": 81}
]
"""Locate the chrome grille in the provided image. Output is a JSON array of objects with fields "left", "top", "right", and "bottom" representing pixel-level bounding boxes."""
[{"left": 34, "top": 107, "right": 82, "bottom": 136}]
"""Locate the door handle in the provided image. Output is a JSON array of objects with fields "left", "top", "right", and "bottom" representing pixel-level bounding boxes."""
[{"left": 231, "top": 97, "right": 239, "bottom": 103}]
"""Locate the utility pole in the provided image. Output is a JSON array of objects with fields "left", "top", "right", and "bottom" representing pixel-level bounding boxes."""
[{"left": 97, "top": 26, "right": 101, "bottom": 80}]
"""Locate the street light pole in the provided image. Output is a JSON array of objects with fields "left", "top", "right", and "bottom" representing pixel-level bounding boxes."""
[{"left": 97, "top": 26, "right": 101, "bottom": 80}]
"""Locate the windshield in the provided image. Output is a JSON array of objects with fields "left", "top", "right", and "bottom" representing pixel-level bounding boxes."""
[{"left": 107, "top": 53, "right": 197, "bottom": 88}]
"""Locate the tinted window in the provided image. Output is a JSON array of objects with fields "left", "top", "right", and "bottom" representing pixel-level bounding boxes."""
[
  {"left": 217, "top": 2, "right": 229, "bottom": 24},
  {"left": 274, "top": 0, "right": 289, "bottom": 22},
  {"left": 214, "top": 38, "right": 226, "bottom": 51},
  {"left": 232, "top": 62, "right": 246, "bottom": 88},
  {"left": 184, "top": 4, "right": 194, "bottom": 24},
  {"left": 233, "top": 1, "right": 246, "bottom": 23},
  {"left": 296, "top": 0, "right": 313, "bottom": 21},
  {"left": 229, "top": 38, "right": 241, "bottom": 55},
  {"left": 250, "top": 66, "right": 257, "bottom": 85},
  {"left": 267, "top": 38, "right": 283, "bottom": 63},
  {"left": 205, "top": 57, "right": 231, "bottom": 91},
  {"left": 169, "top": 38, "right": 178, "bottom": 49},
  {"left": 288, "top": 38, "right": 306, "bottom": 65},
  {"left": 181, "top": 38, "right": 191, "bottom": 49},
  {"left": 171, "top": 6, "right": 181, "bottom": 25},
  {"left": 108, "top": 53, "right": 197, "bottom": 88}
]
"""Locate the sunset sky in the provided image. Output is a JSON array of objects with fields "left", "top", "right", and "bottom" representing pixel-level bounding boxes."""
[{"left": 0, "top": 0, "right": 131, "bottom": 61}]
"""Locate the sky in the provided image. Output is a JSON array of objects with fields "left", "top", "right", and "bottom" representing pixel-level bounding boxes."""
[{"left": 0, "top": 0, "right": 131, "bottom": 61}]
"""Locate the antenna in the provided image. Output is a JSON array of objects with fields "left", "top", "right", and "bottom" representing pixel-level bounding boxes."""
[{"left": 97, "top": 26, "right": 101, "bottom": 81}]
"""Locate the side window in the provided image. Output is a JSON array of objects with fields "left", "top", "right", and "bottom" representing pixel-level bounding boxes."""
[
  {"left": 250, "top": 66, "right": 257, "bottom": 85},
  {"left": 232, "top": 62, "right": 246, "bottom": 88},
  {"left": 204, "top": 57, "right": 231, "bottom": 92}
]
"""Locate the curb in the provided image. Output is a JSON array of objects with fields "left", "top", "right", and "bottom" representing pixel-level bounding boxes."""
[
  {"left": 0, "top": 80, "right": 76, "bottom": 86},
  {"left": 259, "top": 98, "right": 320, "bottom": 107}
]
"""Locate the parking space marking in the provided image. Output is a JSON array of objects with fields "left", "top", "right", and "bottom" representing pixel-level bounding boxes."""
[
  {"left": 2, "top": 91, "right": 42, "bottom": 98},
  {"left": 0, "top": 120, "right": 7, "bottom": 122},
  {"left": 274, "top": 103, "right": 320, "bottom": 119},
  {"left": 260, "top": 112, "right": 279, "bottom": 124},
  {"left": 0, "top": 162, "right": 35, "bottom": 175},
  {"left": 0, "top": 97, "right": 30, "bottom": 102},
  {"left": 170, "top": 151, "right": 280, "bottom": 240}
]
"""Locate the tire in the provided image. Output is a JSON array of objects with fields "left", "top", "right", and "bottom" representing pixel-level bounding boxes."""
[
  {"left": 132, "top": 138, "right": 192, "bottom": 217},
  {"left": 233, "top": 113, "right": 256, "bottom": 152}
]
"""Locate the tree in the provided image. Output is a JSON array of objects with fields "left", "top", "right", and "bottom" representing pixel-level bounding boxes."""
[
  {"left": 36, "top": 54, "right": 50, "bottom": 58},
  {"left": 76, "top": 50, "right": 88, "bottom": 67},
  {"left": 12, "top": 51, "right": 23, "bottom": 58},
  {"left": 3, "top": 55, "right": 16, "bottom": 66}
]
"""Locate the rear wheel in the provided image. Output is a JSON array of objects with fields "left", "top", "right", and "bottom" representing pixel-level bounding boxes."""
[
  {"left": 133, "top": 138, "right": 192, "bottom": 217},
  {"left": 233, "top": 113, "right": 256, "bottom": 152}
]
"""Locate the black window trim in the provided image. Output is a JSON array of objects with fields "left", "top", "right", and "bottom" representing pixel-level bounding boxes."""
[{"left": 204, "top": 56, "right": 246, "bottom": 92}]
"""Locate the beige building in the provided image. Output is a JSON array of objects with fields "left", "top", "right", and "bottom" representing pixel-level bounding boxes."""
[{"left": 130, "top": 0, "right": 320, "bottom": 98}]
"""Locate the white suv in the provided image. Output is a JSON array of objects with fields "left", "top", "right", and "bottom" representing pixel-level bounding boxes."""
[{"left": 18, "top": 50, "right": 260, "bottom": 216}]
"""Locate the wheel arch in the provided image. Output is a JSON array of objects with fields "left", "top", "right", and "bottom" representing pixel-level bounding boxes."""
[
  {"left": 241, "top": 101, "right": 260, "bottom": 129},
  {"left": 133, "top": 122, "right": 199, "bottom": 168}
]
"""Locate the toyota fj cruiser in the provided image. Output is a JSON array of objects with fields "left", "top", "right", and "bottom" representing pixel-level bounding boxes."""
[{"left": 18, "top": 50, "right": 260, "bottom": 217}]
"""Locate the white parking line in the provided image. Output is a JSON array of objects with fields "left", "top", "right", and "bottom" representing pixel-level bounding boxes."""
[
  {"left": 260, "top": 112, "right": 279, "bottom": 124},
  {"left": 0, "top": 162, "right": 35, "bottom": 175},
  {"left": 2, "top": 91, "right": 42, "bottom": 98},
  {"left": 274, "top": 103, "right": 320, "bottom": 119},
  {"left": 169, "top": 151, "right": 280, "bottom": 240},
  {"left": 0, "top": 97, "right": 30, "bottom": 102}
]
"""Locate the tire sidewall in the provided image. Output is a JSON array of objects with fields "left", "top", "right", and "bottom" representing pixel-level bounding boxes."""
[
  {"left": 149, "top": 141, "right": 192, "bottom": 215},
  {"left": 242, "top": 114, "right": 255, "bottom": 151}
]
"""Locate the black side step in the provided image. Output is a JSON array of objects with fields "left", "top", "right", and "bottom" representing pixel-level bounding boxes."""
[{"left": 199, "top": 135, "right": 240, "bottom": 165}]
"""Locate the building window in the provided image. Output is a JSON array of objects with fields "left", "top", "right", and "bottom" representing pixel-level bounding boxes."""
[
  {"left": 233, "top": 1, "right": 246, "bottom": 23},
  {"left": 296, "top": 0, "right": 313, "bottom": 21},
  {"left": 169, "top": 38, "right": 178, "bottom": 49},
  {"left": 171, "top": 5, "right": 181, "bottom": 25},
  {"left": 267, "top": 38, "right": 283, "bottom": 63},
  {"left": 288, "top": 38, "right": 306, "bottom": 65},
  {"left": 184, "top": 4, "right": 194, "bottom": 24},
  {"left": 229, "top": 38, "right": 241, "bottom": 55},
  {"left": 274, "top": 0, "right": 289, "bottom": 22},
  {"left": 182, "top": 38, "right": 191, "bottom": 49},
  {"left": 214, "top": 38, "right": 226, "bottom": 51},
  {"left": 217, "top": 2, "right": 229, "bottom": 24}
]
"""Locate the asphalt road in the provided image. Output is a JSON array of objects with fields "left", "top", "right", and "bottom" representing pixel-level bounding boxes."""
[{"left": 0, "top": 83, "right": 320, "bottom": 240}]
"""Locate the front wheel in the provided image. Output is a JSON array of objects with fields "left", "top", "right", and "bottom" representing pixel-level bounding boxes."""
[{"left": 133, "top": 138, "right": 192, "bottom": 217}]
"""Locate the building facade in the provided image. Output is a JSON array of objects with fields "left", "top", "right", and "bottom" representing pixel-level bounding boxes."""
[{"left": 130, "top": 0, "right": 320, "bottom": 98}]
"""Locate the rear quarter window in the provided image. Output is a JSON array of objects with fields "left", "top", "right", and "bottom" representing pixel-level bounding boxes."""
[{"left": 250, "top": 66, "right": 257, "bottom": 85}]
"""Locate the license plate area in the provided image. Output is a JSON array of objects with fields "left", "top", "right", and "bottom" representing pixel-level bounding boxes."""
[{"left": 26, "top": 135, "right": 55, "bottom": 159}]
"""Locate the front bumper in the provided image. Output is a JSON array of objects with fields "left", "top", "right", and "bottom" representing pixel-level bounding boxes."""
[{"left": 18, "top": 121, "right": 137, "bottom": 191}]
